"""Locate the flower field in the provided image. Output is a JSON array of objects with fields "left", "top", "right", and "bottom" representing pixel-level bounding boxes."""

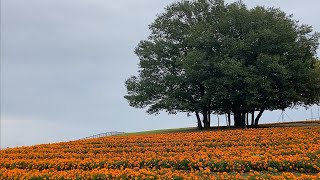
[{"left": 1, "top": 127, "right": 320, "bottom": 179}]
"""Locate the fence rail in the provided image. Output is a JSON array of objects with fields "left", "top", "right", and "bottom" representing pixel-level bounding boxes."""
[{"left": 81, "top": 131, "right": 125, "bottom": 140}]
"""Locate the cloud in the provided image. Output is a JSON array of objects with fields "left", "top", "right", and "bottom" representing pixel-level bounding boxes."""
[{"left": 1, "top": 116, "right": 75, "bottom": 148}]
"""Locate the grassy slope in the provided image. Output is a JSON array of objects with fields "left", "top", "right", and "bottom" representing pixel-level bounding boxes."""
[
  {"left": 121, "top": 127, "right": 197, "bottom": 136},
  {"left": 121, "top": 120, "right": 320, "bottom": 136}
]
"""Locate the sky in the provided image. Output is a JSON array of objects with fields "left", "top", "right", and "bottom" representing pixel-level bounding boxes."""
[{"left": 1, "top": 0, "right": 320, "bottom": 148}]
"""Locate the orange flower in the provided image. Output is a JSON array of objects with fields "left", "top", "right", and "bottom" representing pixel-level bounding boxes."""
[{"left": 0, "top": 127, "right": 319, "bottom": 179}]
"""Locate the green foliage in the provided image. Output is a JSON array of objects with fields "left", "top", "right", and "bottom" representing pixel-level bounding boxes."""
[
  {"left": 92, "top": 174, "right": 107, "bottom": 180},
  {"left": 125, "top": 0, "right": 320, "bottom": 127}
]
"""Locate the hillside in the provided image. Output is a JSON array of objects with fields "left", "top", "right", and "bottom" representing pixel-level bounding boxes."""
[
  {"left": 121, "top": 120, "right": 320, "bottom": 136},
  {"left": 1, "top": 125, "right": 320, "bottom": 179}
]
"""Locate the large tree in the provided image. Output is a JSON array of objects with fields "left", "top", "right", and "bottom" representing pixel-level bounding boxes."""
[{"left": 125, "top": 0, "right": 320, "bottom": 129}]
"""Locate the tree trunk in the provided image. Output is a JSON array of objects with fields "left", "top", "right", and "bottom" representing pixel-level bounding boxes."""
[
  {"left": 246, "top": 113, "right": 249, "bottom": 126},
  {"left": 254, "top": 109, "right": 265, "bottom": 127},
  {"left": 242, "top": 112, "right": 247, "bottom": 128},
  {"left": 196, "top": 112, "right": 203, "bottom": 129},
  {"left": 234, "top": 111, "right": 246, "bottom": 128},
  {"left": 240, "top": 112, "right": 246, "bottom": 128},
  {"left": 202, "top": 109, "right": 210, "bottom": 129},
  {"left": 227, "top": 112, "right": 231, "bottom": 127},
  {"left": 251, "top": 111, "right": 255, "bottom": 127},
  {"left": 234, "top": 111, "right": 240, "bottom": 127},
  {"left": 208, "top": 111, "right": 211, "bottom": 127}
]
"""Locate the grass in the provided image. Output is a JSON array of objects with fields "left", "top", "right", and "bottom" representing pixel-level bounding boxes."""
[
  {"left": 121, "top": 127, "right": 197, "bottom": 136},
  {"left": 121, "top": 120, "right": 320, "bottom": 136}
]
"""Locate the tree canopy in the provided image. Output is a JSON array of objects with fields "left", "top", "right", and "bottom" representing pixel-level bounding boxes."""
[{"left": 125, "top": 0, "right": 320, "bottom": 129}]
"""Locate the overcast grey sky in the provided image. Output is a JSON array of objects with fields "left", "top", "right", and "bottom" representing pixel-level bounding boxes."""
[{"left": 1, "top": 0, "right": 319, "bottom": 148}]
